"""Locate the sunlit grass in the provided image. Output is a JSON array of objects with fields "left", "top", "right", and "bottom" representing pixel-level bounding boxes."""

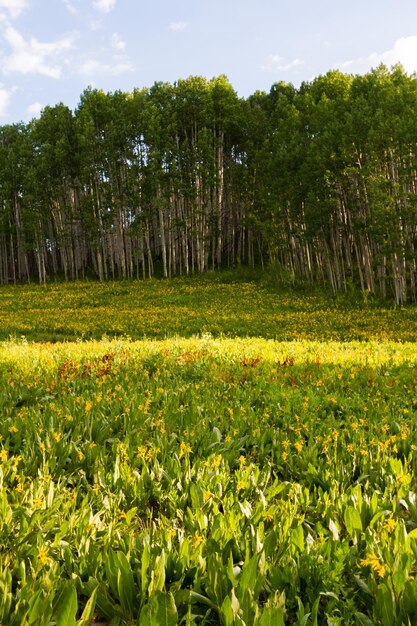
[
  {"left": 1, "top": 274, "right": 417, "bottom": 623},
  {"left": 0, "top": 272, "right": 416, "bottom": 342}
]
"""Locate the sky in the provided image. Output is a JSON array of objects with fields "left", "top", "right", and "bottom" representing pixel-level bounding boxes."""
[{"left": 1, "top": 0, "right": 417, "bottom": 123}]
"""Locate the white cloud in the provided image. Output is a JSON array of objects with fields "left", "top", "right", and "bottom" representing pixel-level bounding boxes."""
[
  {"left": 0, "top": 87, "right": 11, "bottom": 115},
  {"left": 169, "top": 21, "right": 188, "bottom": 32},
  {"left": 340, "top": 36, "right": 417, "bottom": 75},
  {"left": 0, "top": 0, "right": 28, "bottom": 19},
  {"left": 1, "top": 24, "right": 74, "bottom": 78},
  {"left": 62, "top": 0, "right": 77, "bottom": 15},
  {"left": 26, "top": 101, "right": 43, "bottom": 117},
  {"left": 261, "top": 54, "right": 303, "bottom": 72},
  {"left": 110, "top": 32, "right": 125, "bottom": 51},
  {"left": 79, "top": 58, "right": 132, "bottom": 76},
  {"left": 93, "top": 0, "right": 115, "bottom": 13}
]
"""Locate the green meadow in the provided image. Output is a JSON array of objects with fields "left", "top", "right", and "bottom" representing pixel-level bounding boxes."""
[{"left": 1, "top": 273, "right": 417, "bottom": 625}]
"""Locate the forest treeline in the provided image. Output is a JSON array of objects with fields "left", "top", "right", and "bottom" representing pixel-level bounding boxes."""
[{"left": 2, "top": 65, "right": 417, "bottom": 302}]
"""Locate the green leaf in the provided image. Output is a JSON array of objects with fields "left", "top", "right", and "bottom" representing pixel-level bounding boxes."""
[
  {"left": 259, "top": 606, "right": 285, "bottom": 626},
  {"left": 221, "top": 588, "right": 240, "bottom": 626},
  {"left": 151, "top": 591, "right": 178, "bottom": 626},
  {"left": 344, "top": 505, "right": 362, "bottom": 538},
  {"left": 141, "top": 540, "right": 151, "bottom": 596},
  {"left": 148, "top": 550, "right": 166, "bottom": 596},
  {"left": 54, "top": 582, "right": 77, "bottom": 626},
  {"left": 105, "top": 549, "right": 120, "bottom": 600},
  {"left": 116, "top": 551, "right": 135, "bottom": 616},
  {"left": 290, "top": 524, "right": 305, "bottom": 552},
  {"left": 140, "top": 592, "right": 178, "bottom": 626},
  {"left": 354, "top": 612, "right": 375, "bottom": 626},
  {"left": 375, "top": 583, "right": 394, "bottom": 626},
  {"left": 77, "top": 585, "right": 98, "bottom": 626}
]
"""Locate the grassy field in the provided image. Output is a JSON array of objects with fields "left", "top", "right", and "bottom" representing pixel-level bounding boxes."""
[
  {"left": 1, "top": 274, "right": 417, "bottom": 625},
  {"left": 0, "top": 271, "right": 416, "bottom": 342}
]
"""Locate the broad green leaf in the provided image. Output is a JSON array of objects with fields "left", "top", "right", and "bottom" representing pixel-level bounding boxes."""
[
  {"left": 54, "top": 582, "right": 77, "bottom": 626},
  {"left": 148, "top": 550, "right": 166, "bottom": 596},
  {"left": 77, "top": 585, "right": 98, "bottom": 626},
  {"left": 116, "top": 551, "right": 135, "bottom": 615},
  {"left": 150, "top": 591, "right": 178, "bottom": 626},
  {"left": 344, "top": 505, "right": 362, "bottom": 538},
  {"left": 290, "top": 524, "right": 305, "bottom": 552},
  {"left": 354, "top": 611, "right": 376, "bottom": 626},
  {"left": 259, "top": 606, "right": 285, "bottom": 626},
  {"left": 375, "top": 583, "right": 394, "bottom": 626}
]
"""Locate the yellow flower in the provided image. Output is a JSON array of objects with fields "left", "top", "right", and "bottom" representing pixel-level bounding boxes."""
[
  {"left": 8, "top": 426, "right": 18, "bottom": 433},
  {"left": 360, "top": 553, "right": 386, "bottom": 578},
  {"left": 192, "top": 531, "right": 204, "bottom": 548},
  {"left": 294, "top": 441, "right": 303, "bottom": 453},
  {"left": 37, "top": 547, "right": 51, "bottom": 566},
  {"left": 179, "top": 442, "right": 191, "bottom": 458},
  {"left": 282, "top": 451, "right": 288, "bottom": 461},
  {"left": 384, "top": 515, "right": 396, "bottom": 534},
  {"left": 0, "top": 449, "right": 7, "bottom": 462}
]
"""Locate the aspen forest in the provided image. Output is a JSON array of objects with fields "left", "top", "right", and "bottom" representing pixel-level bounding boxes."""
[{"left": 1, "top": 65, "right": 417, "bottom": 303}]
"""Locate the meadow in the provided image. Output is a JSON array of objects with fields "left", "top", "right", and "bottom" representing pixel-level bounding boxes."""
[{"left": 1, "top": 273, "right": 417, "bottom": 625}]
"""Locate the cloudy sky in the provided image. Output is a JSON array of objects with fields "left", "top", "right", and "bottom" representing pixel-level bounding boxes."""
[{"left": 1, "top": 0, "right": 417, "bottom": 122}]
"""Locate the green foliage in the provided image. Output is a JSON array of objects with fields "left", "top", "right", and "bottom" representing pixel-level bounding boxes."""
[
  {"left": 1, "top": 325, "right": 417, "bottom": 623},
  {"left": 0, "top": 273, "right": 417, "bottom": 342}
]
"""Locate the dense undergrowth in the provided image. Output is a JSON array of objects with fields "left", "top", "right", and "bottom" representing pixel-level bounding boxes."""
[{"left": 1, "top": 275, "right": 417, "bottom": 624}]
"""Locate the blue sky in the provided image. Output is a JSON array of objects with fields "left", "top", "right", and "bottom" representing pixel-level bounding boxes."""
[{"left": 1, "top": 0, "right": 417, "bottom": 122}]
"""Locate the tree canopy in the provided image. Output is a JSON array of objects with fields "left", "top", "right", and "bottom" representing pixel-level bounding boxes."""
[{"left": 1, "top": 66, "right": 417, "bottom": 302}]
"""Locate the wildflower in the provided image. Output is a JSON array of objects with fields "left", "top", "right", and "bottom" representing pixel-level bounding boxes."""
[
  {"left": 192, "top": 531, "right": 204, "bottom": 548},
  {"left": 0, "top": 449, "right": 7, "bottom": 462},
  {"left": 294, "top": 441, "right": 303, "bottom": 453},
  {"left": 85, "top": 400, "right": 92, "bottom": 413},
  {"left": 360, "top": 553, "right": 386, "bottom": 578},
  {"left": 37, "top": 546, "right": 51, "bottom": 566},
  {"left": 8, "top": 426, "right": 18, "bottom": 433},
  {"left": 384, "top": 515, "right": 396, "bottom": 534},
  {"left": 212, "top": 454, "right": 222, "bottom": 469},
  {"left": 282, "top": 451, "right": 288, "bottom": 461},
  {"left": 237, "top": 479, "right": 246, "bottom": 490},
  {"left": 179, "top": 442, "right": 191, "bottom": 458}
]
